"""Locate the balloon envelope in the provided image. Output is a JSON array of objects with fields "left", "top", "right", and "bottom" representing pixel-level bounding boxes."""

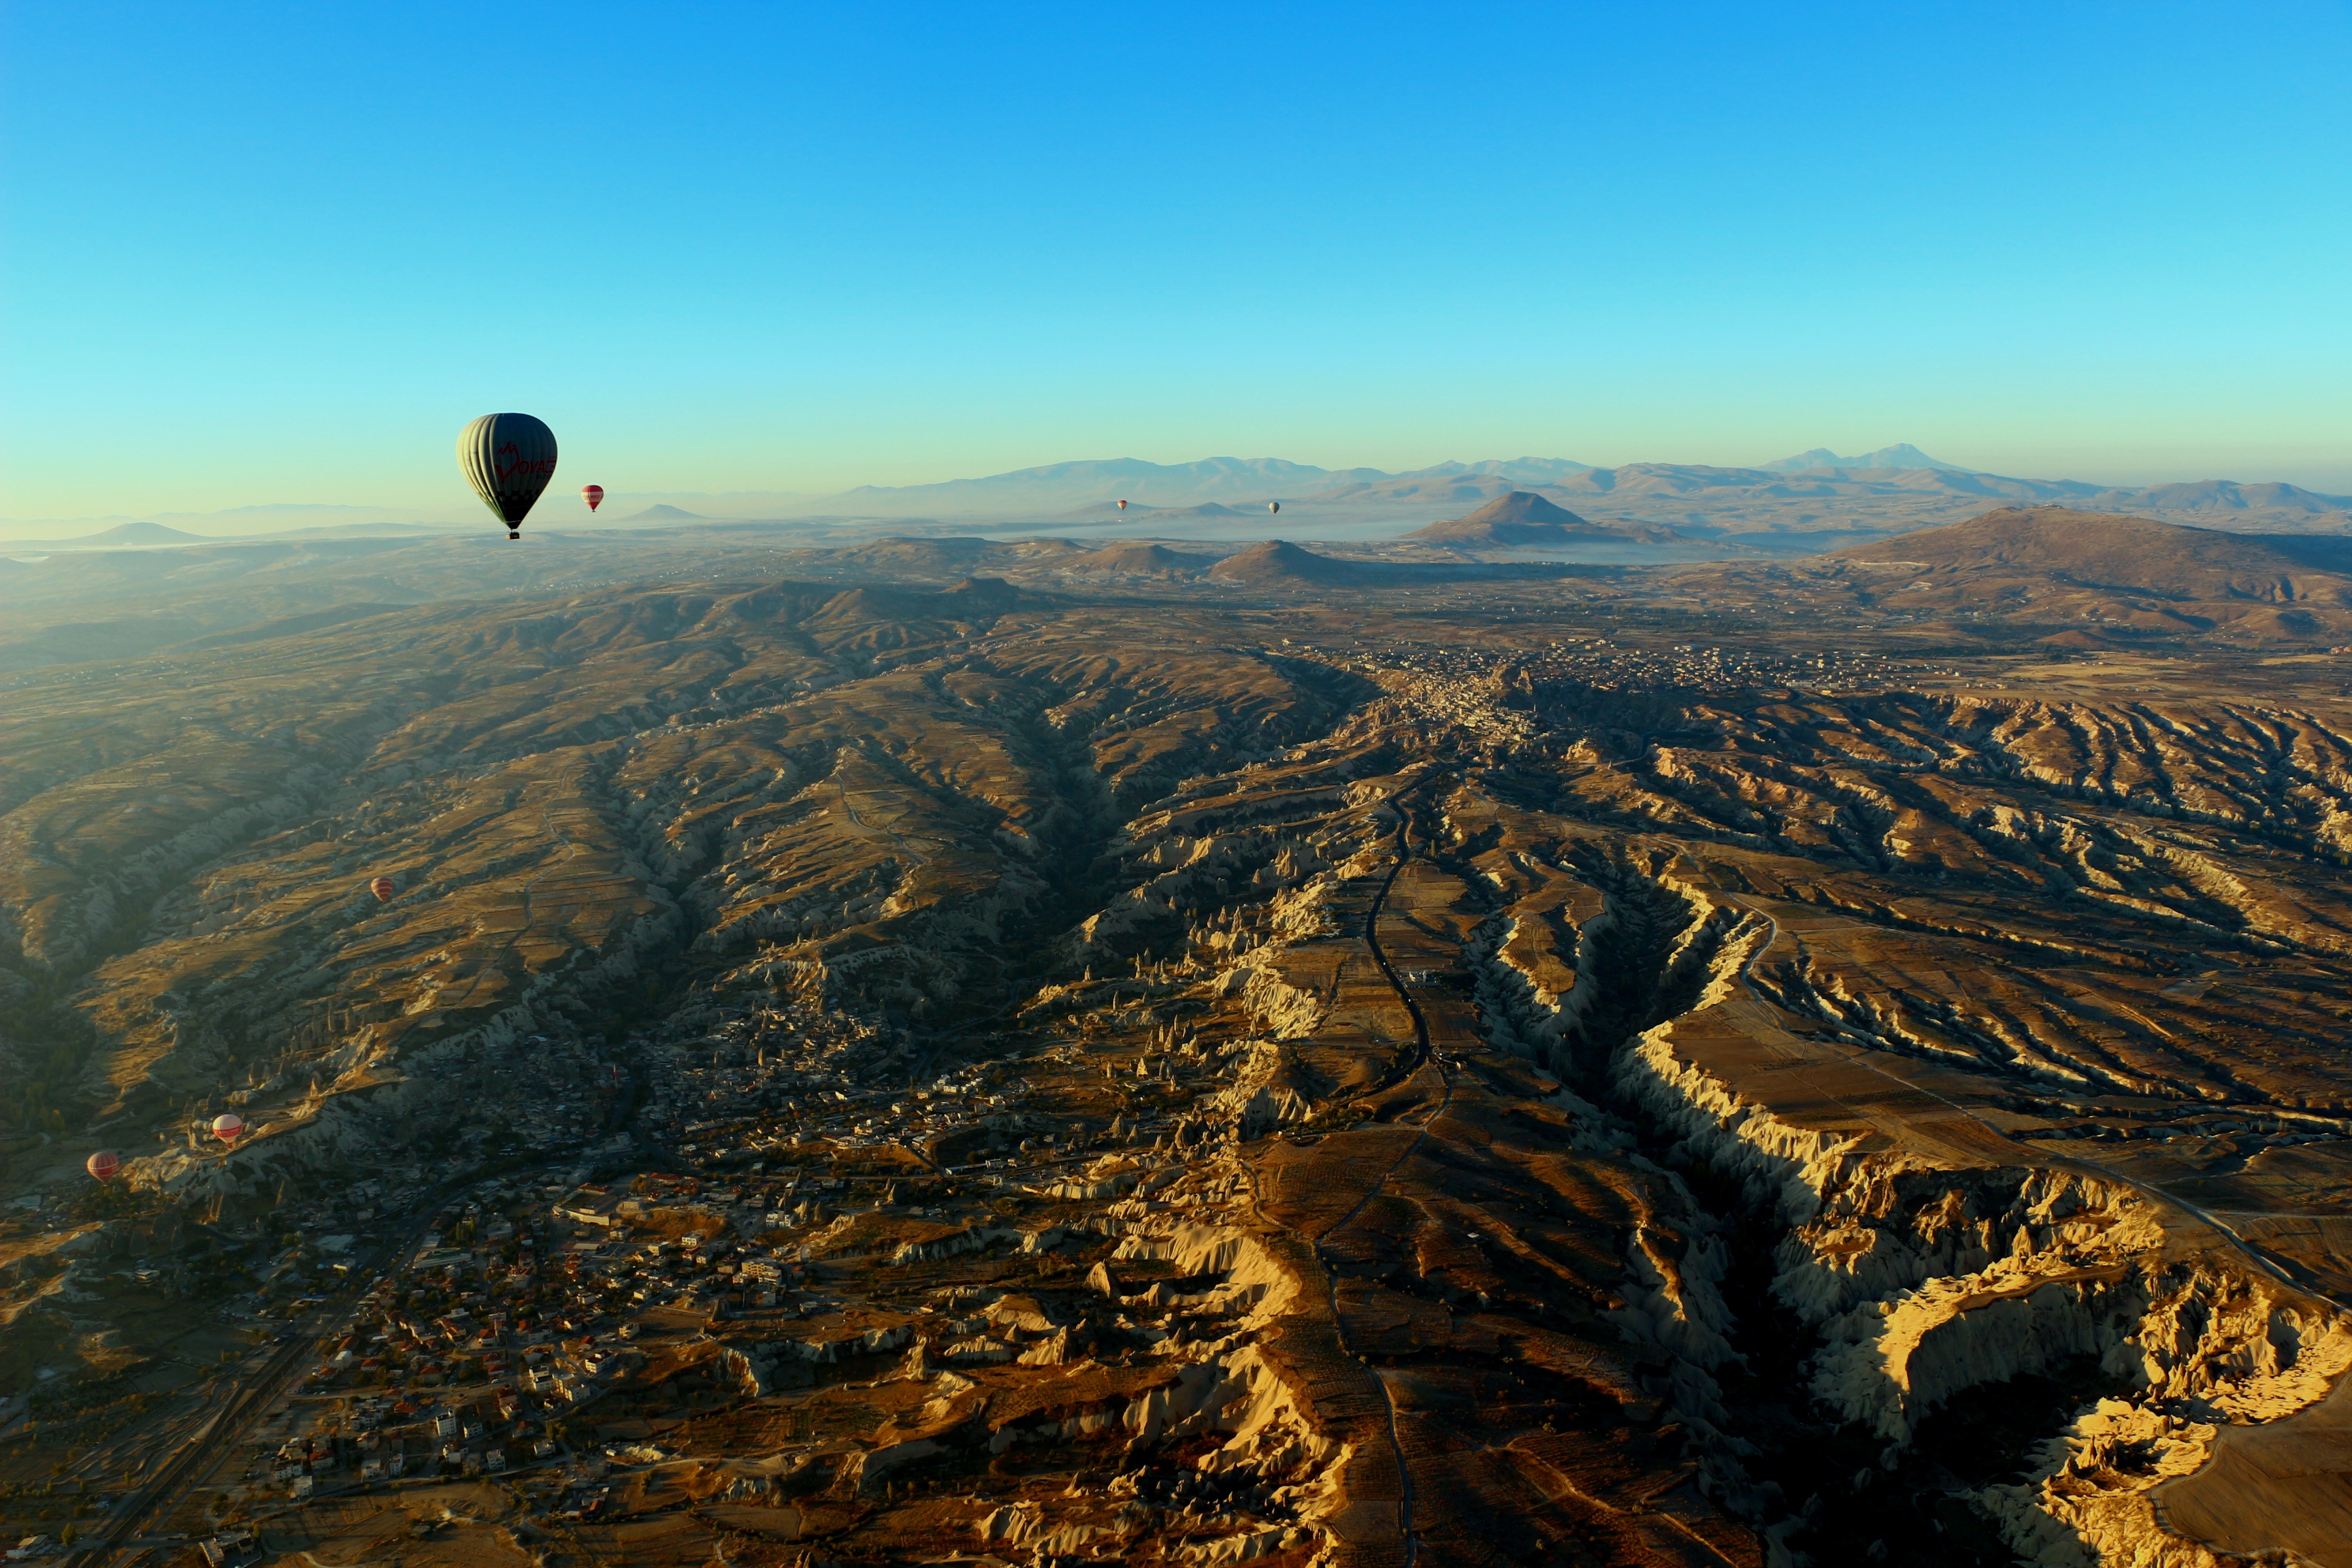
[
  {"left": 582, "top": 485, "right": 604, "bottom": 512},
  {"left": 211, "top": 1113, "right": 244, "bottom": 1145},
  {"left": 370, "top": 877, "right": 395, "bottom": 902},
  {"left": 86, "top": 1151, "right": 119, "bottom": 1182},
  {"left": 1116, "top": 499, "right": 1126, "bottom": 510},
  {"left": 1269, "top": 502, "right": 1280, "bottom": 513},
  {"left": 457, "top": 414, "right": 558, "bottom": 529}
]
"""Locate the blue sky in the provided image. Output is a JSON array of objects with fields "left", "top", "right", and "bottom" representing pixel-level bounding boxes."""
[{"left": 3, "top": 0, "right": 2348, "bottom": 517}]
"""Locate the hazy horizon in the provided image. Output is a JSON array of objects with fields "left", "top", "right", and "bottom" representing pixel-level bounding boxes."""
[{"left": 8, "top": 442, "right": 2352, "bottom": 538}]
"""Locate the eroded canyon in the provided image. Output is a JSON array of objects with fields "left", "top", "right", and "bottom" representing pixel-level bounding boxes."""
[{"left": 8, "top": 512, "right": 2352, "bottom": 1567}]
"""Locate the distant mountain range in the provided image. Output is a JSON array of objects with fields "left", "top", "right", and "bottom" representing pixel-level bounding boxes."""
[
  {"left": 68, "top": 521, "right": 208, "bottom": 547},
  {"left": 1399, "top": 463, "right": 2352, "bottom": 514},
  {"left": 12, "top": 446, "right": 2351, "bottom": 549},
  {"left": 805, "top": 450, "right": 1966, "bottom": 515},
  {"left": 817, "top": 455, "right": 1616, "bottom": 516},
  {"left": 789, "top": 449, "right": 2352, "bottom": 529},
  {"left": 1756, "top": 443, "right": 1964, "bottom": 473},
  {"left": 825, "top": 457, "right": 1367, "bottom": 514},
  {"left": 1052, "top": 501, "right": 1251, "bottom": 522},
  {"left": 3, "top": 519, "right": 463, "bottom": 551}
]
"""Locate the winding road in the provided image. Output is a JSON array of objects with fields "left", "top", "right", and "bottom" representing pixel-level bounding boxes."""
[{"left": 1240, "top": 784, "right": 1450, "bottom": 1567}]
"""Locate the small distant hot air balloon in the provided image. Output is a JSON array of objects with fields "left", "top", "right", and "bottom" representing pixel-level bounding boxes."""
[
  {"left": 211, "top": 1113, "right": 244, "bottom": 1147},
  {"left": 457, "top": 413, "right": 558, "bottom": 540},
  {"left": 370, "top": 876, "right": 395, "bottom": 902},
  {"left": 582, "top": 485, "right": 604, "bottom": 512},
  {"left": 1116, "top": 499, "right": 1127, "bottom": 511},
  {"left": 1269, "top": 501, "right": 1281, "bottom": 514},
  {"left": 86, "top": 1151, "right": 120, "bottom": 1183}
]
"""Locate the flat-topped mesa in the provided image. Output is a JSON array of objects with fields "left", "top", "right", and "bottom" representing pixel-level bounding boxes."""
[
  {"left": 1835, "top": 505, "right": 2352, "bottom": 603},
  {"left": 943, "top": 573, "right": 1019, "bottom": 604},
  {"left": 1060, "top": 542, "right": 1212, "bottom": 576}
]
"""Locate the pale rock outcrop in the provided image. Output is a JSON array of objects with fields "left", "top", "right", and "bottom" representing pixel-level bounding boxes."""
[
  {"left": 1619, "top": 938, "right": 2352, "bottom": 1565},
  {"left": 777, "top": 1323, "right": 915, "bottom": 1365},
  {"left": 975, "top": 1503, "right": 1110, "bottom": 1557},
  {"left": 1109, "top": 1225, "right": 1303, "bottom": 1328},
  {"left": 1815, "top": 1269, "right": 2149, "bottom": 1443},
  {"left": 1980, "top": 1291, "right": 2352, "bottom": 1567},
  {"left": 1616, "top": 1018, "right": 1901, "bottom": 1245},
  {"left": 1175, "top": 1524, "right": 1303, "bottom": 1563},
  {"left": 1613, "top": 1218, "right": 1742, "bottom": 1379},
  {"left": 1236, "top": 965, "right": 1325, "bottom": 1041}
]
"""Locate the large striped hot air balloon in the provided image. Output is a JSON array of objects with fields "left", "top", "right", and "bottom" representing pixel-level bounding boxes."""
[
  {"left": 86, "top": 1151, "right": 120, "bottom": 1183},
  {"left": 370, "top": 877, "right": 395, "bottom": 902},
  {"left": 1116, "top": 499, "right": 1127, "bottom": 510},
  {"left": 211, "top": 1113, "right": 245, "bottom": 1147},
  {"left": 1269, "top": 502, "right": 1280, "bottom": 514},
  {"left": 582, "top": 485, "right": 604, "bottom": 512},
  {"left": 457, "top": 414, "right": 558, "bottom": 540}
]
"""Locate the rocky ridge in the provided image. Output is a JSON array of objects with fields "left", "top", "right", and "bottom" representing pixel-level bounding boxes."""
[{"left": 7, "top": 581, "right": 2352, "bottom": 1563}]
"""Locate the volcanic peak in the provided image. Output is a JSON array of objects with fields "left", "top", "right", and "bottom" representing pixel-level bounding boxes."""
[
  {"left": 1405, "top": 491, "right": 1610, "bottom": 546},
  {"left": 1205, "top": 540, "right": 1366, "bottom": 585}
]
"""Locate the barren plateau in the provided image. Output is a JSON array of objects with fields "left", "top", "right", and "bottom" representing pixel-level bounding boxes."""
[{"left": 6, "top": 509, "right": 2352, "bottom": 1567}]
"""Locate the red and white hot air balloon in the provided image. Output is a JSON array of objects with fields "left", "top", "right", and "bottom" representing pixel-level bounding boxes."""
[
  {"left": 1116, "top": 499, "right": 1127, "bottom": 510},
  {"left": 370, "top": 876, "right": 395, "bottom": 902},
  {"left": 86, "top": 1151, "right": 120, "bottom": 1183},
  {"left": 211, "top": 1113, "right": 244, "bottom": 1147},
  {"left": 582, "top": 485, "right": 604, "bottom": 512}
]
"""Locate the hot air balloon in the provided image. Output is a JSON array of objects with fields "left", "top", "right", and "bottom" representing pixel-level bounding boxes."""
[
  {"left": 370, "top": 877, "right": 395, "bottom": 902},
  {"left": 1116, "top": 499, "right": 1127, "bottom": 511},
  {"left": 582, "top": 485, "right": 604, "bottom": 512},
  {"left": 457, "top": 414, "right": 558, "bottom": 540},
  {"left": 211, "top": 1113, "right": 244, "bottom": 1147},
  {"left": 1269, "top": 502, "right": 1281, "bottom": 514},
  {"left": 86, "top": 1151, "right": 120, "bottom": 1183}
]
